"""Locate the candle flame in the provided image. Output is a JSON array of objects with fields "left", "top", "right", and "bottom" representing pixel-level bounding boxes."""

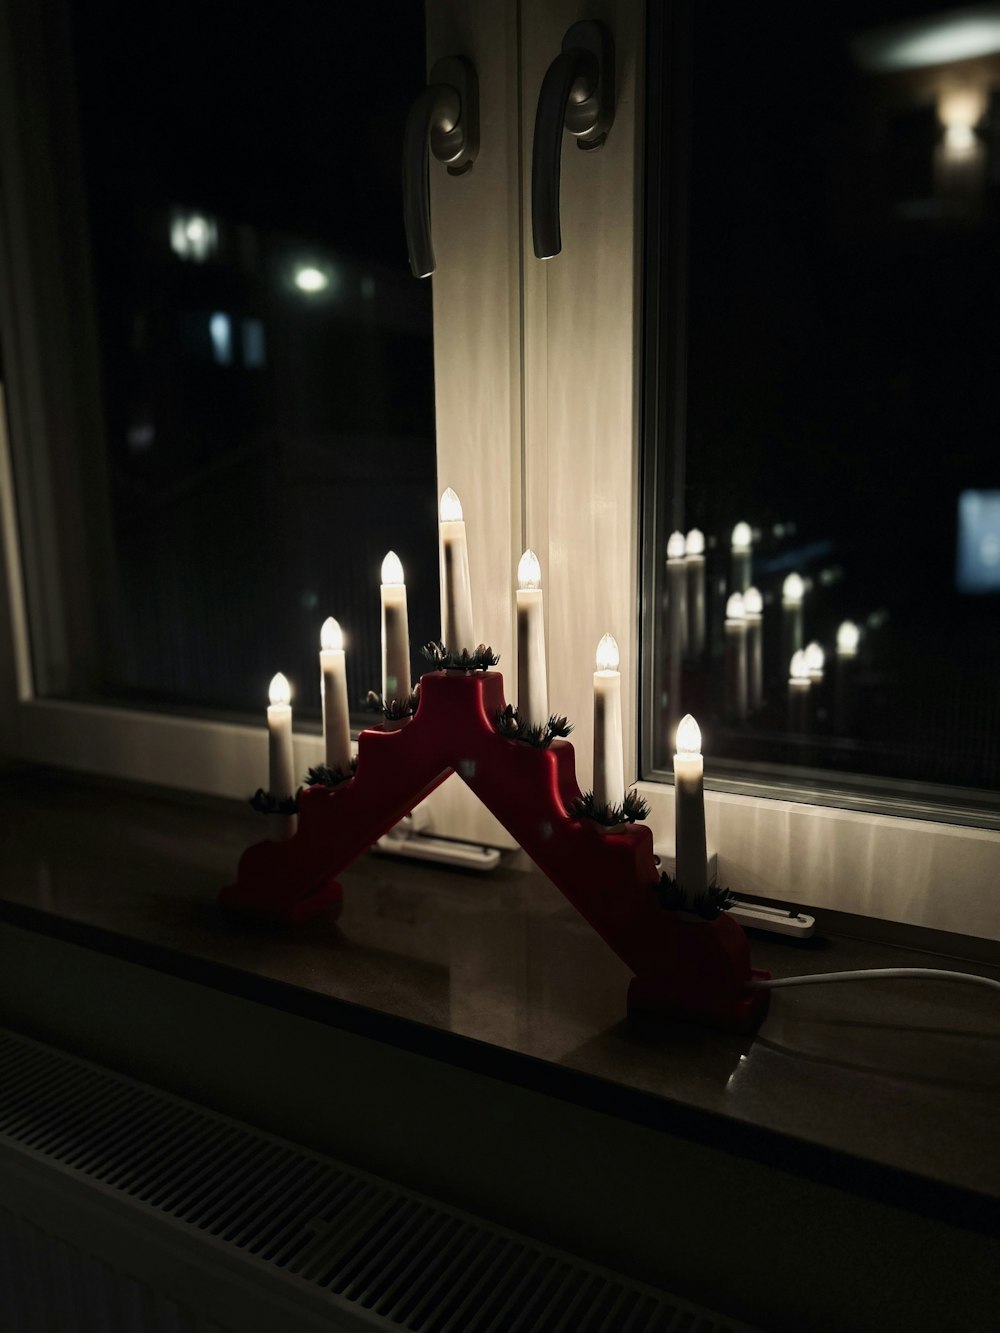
[
  {"left": 320, "top": 617, "right": 343, "bottom": 652},
  {"left": 789, "top": 650, "right": 810, "bottom": 681},
  {"left": 684, "top": 528, "right": 705, "bottom": 557},
  {"left": 595, "top": 633, "right": 619, "bottom": 673},
  {"left": 666, "top": 530, "right": 686, "bottom": 560},
  {"left": 837, "top": 620, "right": 860, "bottom": 654},
  {"left": 439, "top": 487, "right": 464, "bottom": 522},
  {"left": 804, "top": 640, "right": 825, "bottom": 673},
  {"left": 744, "top": 585, "right": 763, "bottom": 616},
  {"left": 725, "top": 592, "right": 746, "bottom": 620},
  {"left": 517, "top": 548, "right": 542, "bottom": 590},
  {"left": 269, "top": 672, "right": 291, "bottom": 705},
  {"left": 782, "top": 572, "right": 805, "bottom": 604},
  {"left": 731, "top": 521, "right": 752, "bottom": 552},
  {"left": 675, "top": 712, "right": 702, "bottom": 756},
  {"left": 381, "top": 550, "right": 404, "bottom": 585}
]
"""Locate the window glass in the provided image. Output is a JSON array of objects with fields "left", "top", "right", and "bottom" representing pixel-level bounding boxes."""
[
  {"left": 57, "top": 1, "right": 436, "bottom": 717},
  {"left": 646, "top": 0, "right": 1000, "bottom": 804}
]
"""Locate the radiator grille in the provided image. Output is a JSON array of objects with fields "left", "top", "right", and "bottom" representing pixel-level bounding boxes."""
[{"left": 0, "top": 1029, "right": 757, "bottom": 1332}]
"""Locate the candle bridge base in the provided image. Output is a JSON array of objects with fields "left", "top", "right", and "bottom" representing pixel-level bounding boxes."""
[{"left": 223, "top": 670, "right": 769, "bottom": 1033}]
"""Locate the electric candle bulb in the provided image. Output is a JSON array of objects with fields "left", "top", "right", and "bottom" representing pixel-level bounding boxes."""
[
  {"left": 743, "top": 586, "right": 764, "bottom": 711},
  {"left": 724, "top": 593, "right": 748, "bottom": 720},
  {"left": 790, "top": 650, "right": 809, "bottom": 680},
  {"left": 381, "top": 550, "right": 404, "bottom": 586},
  {"left": 593, "top": 633, "right": 624, "bottom": 810},
  {"left": 596, "top": 633, "right": 620, "bottom": 673},
  {"left": 837, "top": 620, "right": 860, "bottom": 656},
  {"left": 516, "top": 549, "right": 547, "bottom": 724},
  {"left": 439, "top": 487, "right": 474, "bottom": 649},
  {"left": 439, "top": 487, "right": 464, "bottom": 522},
  {"left": 380, "top": 550, "right": 411, "bottom": 712},
  {"left": 319, "top": 617, "right": 351, "bottom": 770},
  {"left": 269, "top": 672, "right": 291, "bottom": 706},
  {"left": 673, "top": 712, "right": 707, "bottom": 898},
  {"left": 730, "top": 522, "right": 752, "bottom": 593},
  {"left": 804, "top": 640, "right": 825, "bottom": 683},
  {"left": 266, "top": 672, "right": 295, "bottom": 837},
  {"left": 782, "top": 573, "right": 805, "bottom": 604},
  {"left": 517, "top": 548, "right": 542, "bottom": 590},
  {"left": 788, "top": 649, "right": 811, "bottom": 733},
  {"left": 676, "top": 712, "right": 701, "bottom": 755},
  {"left": 667, "top": 531, "right": 686, "bottom": 560},
  {"left": 685, "top": 529, "right": 706, "bottom": 656},
  {"left": 320, "top": 616, "right": 343, "bottom": 652}
]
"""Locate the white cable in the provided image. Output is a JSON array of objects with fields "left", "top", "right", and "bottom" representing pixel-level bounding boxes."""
[{"left": 748, "top": 967, "right": 1000, "bottom": 994}]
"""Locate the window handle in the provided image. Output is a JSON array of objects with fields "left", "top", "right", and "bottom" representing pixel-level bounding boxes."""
[
  {"left": 531, "top": 19, "right": 614, "bottom": 260},
  {"left": 402, "top": 56, "right": 479, "bottom": 279}
]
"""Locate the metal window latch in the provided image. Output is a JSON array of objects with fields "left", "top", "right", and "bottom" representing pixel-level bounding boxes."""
[
  {"left": 402, "top": 55, "right": 479, "bottom": 279},
  {"left": 531, "top": 19, "right": 615, "bottom": 259}
]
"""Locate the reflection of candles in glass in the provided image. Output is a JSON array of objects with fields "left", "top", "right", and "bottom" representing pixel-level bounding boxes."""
[
  {"left": 380, "top": 551, "right": 410, "bottom": 709},
  {"left": 835, "top": 620, "right": 860, "bottom": 732},
  {"left": 593, "top": 634, "right": 624, "bottom": 810},
  {"left": 781, "top": 572, "right": 805, "bottom": 670},
  {"left": 730, "top": 521, "right": 752, "bottom": 593},
  {"left": 439, "top": 487, "right": 475, "bottom": 650},
  {"left": 724, "top": 592, "right": 748, "bottom": 722},
  {"left": 268, "top": 672, "right": 296, "bottom": 838},
  {"left": 788, "top": 650, "right": 811, "bottom": 733},
  {"left": 836, "top": 620, "right": 860, "bottom": 659},
  {"left": 685, "top": 528, "right": 706, "bottom": 657},
  {"left": 804, "top": 640, "right": 825, "bottom": 685},
  {"left": 320, "top": 618, "right": 351, "bottom": 770},
  {"left": 516, "top": 548, "right": 547, "bottom": 725},
  {"left": 666, "top": 530, "right": 688, "bottom": 661},
  {"left": 744, "top": 585, "right": 764, "bottom": 711},
  {"left": 673, "top": 713, "right": 707, "bottom": 900}
]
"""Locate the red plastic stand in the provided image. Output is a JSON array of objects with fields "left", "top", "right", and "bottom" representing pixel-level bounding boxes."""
[{"left": 222, "top": 671, "right": 769, "bottom": 1032}]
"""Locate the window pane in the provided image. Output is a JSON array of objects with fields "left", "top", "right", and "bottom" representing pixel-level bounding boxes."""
[
  {"left": 646, "top": 0, "right": 1000, "bottom": 804},
  {"left": 46, "top": 1, "right": 436, "bottom": 717}
]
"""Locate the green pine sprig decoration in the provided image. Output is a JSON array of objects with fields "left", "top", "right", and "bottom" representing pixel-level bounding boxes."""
[
  {"left": 495, "top": 704, "right": 573, "bottom": 749},
  {"left": 366, "top": 686, "right": 421, "bottom": 721},
  {"left": 569, "top": 789, "right": 650, "bottom": 827},
  {"left": 250, "top": 788, "right": 299, "bottom": 815},
  {"left": 421, "top": 641, "right": 500, "bottom": 672},
  {"left": 304, "top": 760, "right": 358, "bottom": 788},
  {"left": 654, "top": 873, "right": 735, "bottom": 919}
]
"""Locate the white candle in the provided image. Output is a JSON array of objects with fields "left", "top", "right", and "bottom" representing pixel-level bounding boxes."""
[
  {"left": 666, "top": 530, "right": 688, "bottom": 662},
  {"left": 788, "top": 649, "right": 811, "bottom": 733},
  {"left": 593, "top": 633, "right": 624, "bottom": 810},
  {"left": 685, "top": 528, "right": 706, "bottom": 658},
  {"left": 267, "top": 671, "right": 295, "bottom": 800},
  {"left": 319, "top": 618, "right": 351, "bottom": 771},
  {"left": 744, "top": 585, "right": 764, "bottom": 711},
  {"left": 380, "top": 550, "right": 411, "bottom": 707},
  {"left": 724, "top": 592, "right": 748, "bottom": 722},
  {"left": 673, "top": 712, "right": 707, "bottom": 899},
  {"left": 516, "top": 548, "right": 547, "bottom": 725},
  {"left": 835, "top": 620, "right": 860, "bottom": 733},
  {"left": 730, "top": 521, "right": 752, "bottom": 594},
  {"left": 804, "top": 640, "right": 825, "bottom": 685},
  {"left": 438, "top": 487, "right": 475, "bottom": 650},
  {"left": 781, "top": 572, "right": 805, "bottom": 672}
]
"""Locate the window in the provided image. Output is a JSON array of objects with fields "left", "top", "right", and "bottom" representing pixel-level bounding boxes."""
[{"left": 642, "top": 0, "right": 1000, "bottom": 826}]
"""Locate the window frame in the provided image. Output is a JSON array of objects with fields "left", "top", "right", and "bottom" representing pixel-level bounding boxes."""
[{"left": 1, "top": 0, "right": 999, "bottom": 943}]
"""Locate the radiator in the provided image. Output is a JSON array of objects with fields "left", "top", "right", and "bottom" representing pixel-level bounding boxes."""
[{"left": 0, "top": 1028, "right": 757, "bottom": 1333}]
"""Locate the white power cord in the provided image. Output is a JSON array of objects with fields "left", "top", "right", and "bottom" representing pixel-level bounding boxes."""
[{"left": 748, "top": 968, "right": 1000, "bottom": 995}]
